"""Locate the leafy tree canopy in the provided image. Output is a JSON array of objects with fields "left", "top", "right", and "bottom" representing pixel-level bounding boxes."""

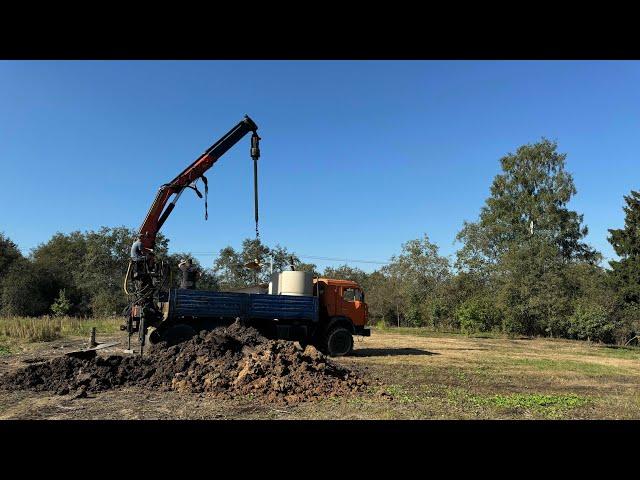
[
  {"left": 608, "top": 190, "right": 640, "bottom": 306},
  {"left": 457, "top": 138, "right": 598, "bottom": 271},
  {"left": 0, "top": 232, "right": 23, "bottom": 279}
]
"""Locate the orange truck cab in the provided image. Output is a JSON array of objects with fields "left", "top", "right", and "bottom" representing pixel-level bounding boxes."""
[
  {"left": 311, "top": 278, "right": 370, "bottom": 355},
  {"left": 315, "top": 278, "right": 368, "bottom": 330}
]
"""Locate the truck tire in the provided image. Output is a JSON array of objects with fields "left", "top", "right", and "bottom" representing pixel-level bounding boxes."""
[
  {"left": 145, "top": 328, "right": 162, "bottom": 346},
  {"left": 163, "top": 324, "right": 197, "bottom": 346},
  {"left": 323, "top": 326, "right": 354, "bottom": 357}
]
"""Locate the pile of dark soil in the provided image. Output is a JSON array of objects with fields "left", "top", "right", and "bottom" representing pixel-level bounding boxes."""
[{"left": 0, "top": 322, "right": 368, "bottom": 404}]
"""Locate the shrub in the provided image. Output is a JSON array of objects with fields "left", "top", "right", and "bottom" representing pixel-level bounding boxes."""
[
  {"left": 89, "top": 290, "right": 125, "bottom": 317},
  {"left": 51, "top": 289, "right": 71, "bottom": 317},
  {"left": 1, "top": 260, "right": 57, "bottom": 316},
  {"left": 428, "top": 298, "right": 454, "bottom": 330},
  {"left": 612, "top": 304, "right": 640, "bottom": 345},
  {"left": 568, "top": 302, "right": 616, "bottom": 343},
  {"left": 455, "top": 297, "right": 503, "bottom": 333},
  {"left": 404, "top": 301, "right": 427, "bottom": 327}
]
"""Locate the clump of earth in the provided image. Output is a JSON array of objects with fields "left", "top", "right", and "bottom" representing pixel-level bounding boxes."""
[{"left": 0, "top": 322, "right": 368, "bottom": 404}]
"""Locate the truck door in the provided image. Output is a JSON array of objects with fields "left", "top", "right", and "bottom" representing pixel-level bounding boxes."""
[
  {"left": 317, "top": 281, "right": 338, "bottom": 318},
  {"left": 340, "top": 287, "right": 365, "bottom": 326}
]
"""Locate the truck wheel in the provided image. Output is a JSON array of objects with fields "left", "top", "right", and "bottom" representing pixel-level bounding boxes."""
[
  {"left": 163, "top": 324, "right": 197, "bottom": 346},
  {"left": 324, "top": 327, "right": 353, "bottom": 357},
  {"left": 145, "top": 328, "right": 162, "bottom": 346}
]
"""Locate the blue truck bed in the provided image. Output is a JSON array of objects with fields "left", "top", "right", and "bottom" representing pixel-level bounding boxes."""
[{"left": 167, "top": 289, "right": 319, "bottom": 323}]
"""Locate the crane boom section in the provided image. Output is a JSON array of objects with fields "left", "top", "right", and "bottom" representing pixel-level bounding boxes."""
[{"left": 137, "top": 115, "right": 259, "bottom": 249}]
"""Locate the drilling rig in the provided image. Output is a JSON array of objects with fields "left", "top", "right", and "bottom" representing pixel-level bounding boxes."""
[{"left": 123, "top": 115, "right": 260, "bottom": 351}]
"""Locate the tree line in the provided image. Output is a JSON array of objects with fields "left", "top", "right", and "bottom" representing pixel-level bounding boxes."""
[{"left": 0, "top": 139, "right": 638, "bottom": 344}]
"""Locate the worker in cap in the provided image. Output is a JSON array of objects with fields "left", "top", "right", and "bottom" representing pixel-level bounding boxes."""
[{"left": 179, "top": 257, "right": 200, "bottom": 290}]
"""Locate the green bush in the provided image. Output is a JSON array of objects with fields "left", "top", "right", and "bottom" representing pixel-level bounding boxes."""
[
  {"left": 427, "top": 298, "right": 454, "bottom": 330},
  {"left": 50, "top": 289, "right": 71, "bottom": 317},
  {"left": 612, "top": 304, "right": 640, "bottom": 345},
  {"left": 568, "top": 302, "right": 616, "bottom": 343},
  {"left": 89, "top": 289, "right": 126, "bottom": 317},
  {"left": 1, "top": 260, "right": 58, "bottom": 316},
  {"left": 404, "top": 300, "right": 427, "bottom": 327},
  {"left": 455, "top": 297, "right": 503, "bottom": 333}
]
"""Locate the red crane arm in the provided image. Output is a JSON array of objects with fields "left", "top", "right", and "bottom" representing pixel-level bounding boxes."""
[{"left": 137, "top": 115, "right": 260, "bottom": 250}]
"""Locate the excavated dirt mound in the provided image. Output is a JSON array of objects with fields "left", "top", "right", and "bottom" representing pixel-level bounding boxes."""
[{"left": 0, "top": 322, "right": 368, "bottom": 404}]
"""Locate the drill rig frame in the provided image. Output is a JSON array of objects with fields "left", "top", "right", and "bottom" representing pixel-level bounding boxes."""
[{"left": 122, "top": 115, "right": 260, "bottom": 352}]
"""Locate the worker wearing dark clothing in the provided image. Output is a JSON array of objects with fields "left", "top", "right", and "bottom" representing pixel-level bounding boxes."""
[{"left": 179, "top": 258, "right": 200, "bottom": 289}]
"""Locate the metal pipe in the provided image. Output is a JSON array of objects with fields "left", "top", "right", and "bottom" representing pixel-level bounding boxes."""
[
  {"left": 253, "top": 158, "right": 259, "bottom": 238},
  {"left": 251, "top": 132, "right": 260, "bottom": 239}
]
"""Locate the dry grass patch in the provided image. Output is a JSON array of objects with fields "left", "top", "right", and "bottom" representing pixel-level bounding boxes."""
[{"left": 0, "top": 316, "right": 121, "bottom": 343}]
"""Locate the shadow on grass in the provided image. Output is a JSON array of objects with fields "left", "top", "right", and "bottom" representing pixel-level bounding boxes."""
[
  {"left": 352, "top": 347, "right": 439, "bottom": 357},
  {"left": 471, "top": 335, "right": 533, "bottom": 340},
  {"left": 437, "top": 347, "right": 489, "bottom": 351},
  {"left": 605, "top": 344, "right": 639, "bottom": 351}
]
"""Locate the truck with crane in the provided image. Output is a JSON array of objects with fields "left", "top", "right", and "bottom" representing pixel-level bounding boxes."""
[{"left": 123, "top": 115, "right": 370, "bottom": 356}]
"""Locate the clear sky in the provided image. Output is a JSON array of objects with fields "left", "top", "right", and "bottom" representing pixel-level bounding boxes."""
[{"left": 1, "top": 61, "right": 638, "bottom": 271}]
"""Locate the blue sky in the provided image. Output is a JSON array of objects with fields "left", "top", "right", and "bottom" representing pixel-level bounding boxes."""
[{"left": 1, "top": 61, "right": 638, "bottom": 271}]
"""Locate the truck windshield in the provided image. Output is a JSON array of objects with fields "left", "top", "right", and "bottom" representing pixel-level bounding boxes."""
[{"left": 343, "top": 288, "right": 363, "bottom": 302}]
